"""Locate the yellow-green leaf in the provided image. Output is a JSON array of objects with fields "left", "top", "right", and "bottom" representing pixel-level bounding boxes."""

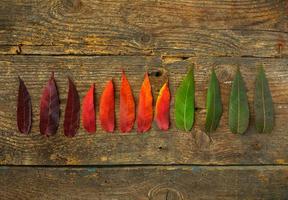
[
  {"left": 229, "top": 68, "right": 249, "bottom": 134},
  {"left": 205, "top": 68, "right": 222, "bottom": 133},
  {"left": 175, "top": 67, "right": 195, "bottom": 131},
  {"left": 254, "top": 66, "right": 274, "bottom": 133}
]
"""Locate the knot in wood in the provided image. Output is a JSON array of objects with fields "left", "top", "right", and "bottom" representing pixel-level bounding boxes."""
[
  {"left": 59, "top": 0, "right": 83, "bottom": 14},
  {"left": 135, "top": 32, "right": 152, "bottom": 46},
  {"left": 215, "top": 65, "right": 234, "bottom": 84},
  {"left": 148, "top": 184, "right": 184, "bottom": 200}
]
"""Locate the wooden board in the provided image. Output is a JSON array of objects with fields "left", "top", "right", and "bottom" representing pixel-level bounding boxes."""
[
  {"left": 0, "top": 0, "right": 287, "bottom": 57},
  {"left": 0, "top": 55, "right": 287, "bottom": 165},
  {"left": 1, "top": 166, "right": 288, "bottom": 200},
  {"left": 1, "top": 1, "right": 287, "bottom": 198}
]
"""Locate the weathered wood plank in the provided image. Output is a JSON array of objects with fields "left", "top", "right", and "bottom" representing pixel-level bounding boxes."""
[
  {"left": 0, "top": 166, "right": 288, "bottom": 200},
  {"left": 0, "top": 0, "right": 287, "bottom": 57},
  {"left": 0, "top": 56, "right": 287, "bottom": 165}
]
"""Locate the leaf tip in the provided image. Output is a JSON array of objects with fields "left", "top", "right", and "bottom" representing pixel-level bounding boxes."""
[{"left": 91, "top": 83, "right": 95, "bottom": 89}]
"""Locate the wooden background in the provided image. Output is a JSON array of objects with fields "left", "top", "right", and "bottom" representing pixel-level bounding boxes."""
[{"left": 0, "top": 0, "right": 288, "bottom": 199}]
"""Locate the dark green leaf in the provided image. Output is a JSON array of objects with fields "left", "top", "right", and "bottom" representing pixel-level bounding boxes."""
[
  {"left": 205, "top": 68, "right": 222, "bottom": 133},
  {"left": 254, "top": 66, "right": 274, "bottom": 133},
  {"left": 229, "top": 68, "right": 249, "bottom": 134},
  {"left": 175, "top": 67, "right": 195, "bottom": 131}
]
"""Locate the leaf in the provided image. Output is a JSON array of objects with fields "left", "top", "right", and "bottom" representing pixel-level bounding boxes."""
[
  {"left": 40, "top": 72, "right": 60, "bottom": 136},
  {"left": 155, "top": 82, "right": 170, "bottom": 131},
  {"left": 137, "top": 72, "right": 153, "bottom": 133},
  {"left": 175, "top": 67, "right": 195, "bottom": 131},
  {"left": 254, "top": 66, "right": 274, "bottom": 133},
  {"left": 229, "top": 68, "right": 249, "bottom": 134},
  {"left": 64, "top": 77, "right": 80, "bottom": 137},
  {"left": 82, "top": 84, "right": 96, "bottom": 133},
  {"left": 205, "top": 68, "right": 222, "bottom": 133},
  {"left": 17, "top": 77, "right": 32, "bottom": 134},
  {"left": 99, "top": 80, "right": 115, "bottom": 132},
  {"left": 120, "top": 70, "right": 135, "bottom": 133}
]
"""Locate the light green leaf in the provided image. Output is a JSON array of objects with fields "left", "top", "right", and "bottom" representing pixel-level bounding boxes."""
[
  {"left": 175, "top": 67, "right": 195, "bottom": 131},
  {"left": 205, "top": 68, "right": 222, "bottom": 133},
  {"left": 229, "top": 68, "right": 249, "bottom": 134},
  {"left": 254, "top": 66, "right": 274, "bottom": 133}
]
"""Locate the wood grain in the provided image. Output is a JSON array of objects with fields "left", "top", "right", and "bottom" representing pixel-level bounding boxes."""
[
  {"left": 0, "top": 55, "right": 287, "bottom": 165},
  {"left": 0, "top": 0, "right": 287, "bottom": 57},
  {"left": 0, "top": 166, "right": 288, "bottom": 200}
]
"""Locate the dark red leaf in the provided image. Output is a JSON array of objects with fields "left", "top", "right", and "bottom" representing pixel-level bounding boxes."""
[
  {"left": 99, "top": 80, "right": 115, "bottom": 132},
  {"left": 40, "top": 72, "right": 60, "bottom": 136},
  {"left": 64, "top": 77, "right": 80, "bottom": 137},
  {"left": 17, "top": 77, "right": 32, "bottom": 134},
  {"left": 82, "top": 84, "right": 96, "bottom": 133}
]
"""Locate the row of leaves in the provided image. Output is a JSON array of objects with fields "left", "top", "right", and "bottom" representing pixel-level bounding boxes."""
[
  {"left": 17, "top": 71, "right": 169, "bottom": 136},
  {"left": 17, "top": 66, "right": 274, "bottom": 136},
  {"left": 175, "top": 66, "right": 274, "bottom": 134}
]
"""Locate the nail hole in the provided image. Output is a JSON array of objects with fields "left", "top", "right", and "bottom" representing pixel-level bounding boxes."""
[
  {"left": 181, "top": 56, "right": 189, "bottom": 60},
  {"left": 16, "top": 44, "right": 23, "bottom": 55},
  {"left": 149, "top": 70, "right": 162, "bottom": 77}
]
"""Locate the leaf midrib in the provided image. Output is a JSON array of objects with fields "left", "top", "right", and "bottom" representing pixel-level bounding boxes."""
[
  {"left": 237, "top": 74, "right": 240, "bottom": 133},
  {"left": 183, "top": 77, "right": 191, "bottom": 131},
  {"left": 210, "top": 77, "right": 216, "bottom": 132},
  {"left": 261, "top": 73, "right": 266, "bottom": 133}
]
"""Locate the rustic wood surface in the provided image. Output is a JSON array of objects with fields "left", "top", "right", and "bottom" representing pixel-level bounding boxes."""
[
  {"left": 0, "top": 0, "right": 287, "bottom": 57},
  {"left": 1, "top": 166, "right": 288, "bottom": 200},
  {"left": 0, "top": 56, "right": 287, "bottom": 165},
  {"left": 0, "top": 0, "right": 288, "bottom": 199}
]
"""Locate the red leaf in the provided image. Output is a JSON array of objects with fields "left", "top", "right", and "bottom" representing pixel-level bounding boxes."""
[
  {"left": 99, "top": 80, "right": 115, "bottom": 132},
  {"left": 40, "top": 72, "right": 60, "bottom": 136},
  {"left": 120, "top": 70, "right": 135, "bottom": 132},
  {"left": 64, "top": 77, "right": 80, "bottom": 137},
  {"left": 137, "top": 72, "right": 153, "bottom": 132},
  {"left": 155, "top": 82, "right": 170, "bottom": 130},
  {"left": 17, "top": 77, "right": 32, "bottom": 134},
  {"left": 82, "top": 84, "right": 96, "bottom": 133}
]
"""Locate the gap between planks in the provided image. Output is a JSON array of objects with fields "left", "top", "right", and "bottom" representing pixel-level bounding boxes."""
[
  {"left": 1, "top": 164, "right": 288, "bottom": 169},
  {"left": 0, "top": 54, "right": 287, "bottom": 60}
]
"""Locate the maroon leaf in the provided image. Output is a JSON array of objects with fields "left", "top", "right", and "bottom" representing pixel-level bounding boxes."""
[
  {"left": 64, "top": 77, "right": 80, "bottom": 137},
  {"left": 40, "top": 72, "right": 60, "bottom": 136},
  {"left": 17, "top": 77, "right": 32, "bottom": 134}
]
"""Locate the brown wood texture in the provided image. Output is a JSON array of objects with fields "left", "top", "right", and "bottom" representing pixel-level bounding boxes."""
[
  {"left": 0, "top": 55, "right": 287, "bottom": 165},
  {"left": 1, "top": 0, "right": 288, "bottom": 198},
  {"left": 0, "top": 0, "right": 287, "bottom": 57},
  {"left": 0, "top": 166, "right": 288, "bottom": 200}
]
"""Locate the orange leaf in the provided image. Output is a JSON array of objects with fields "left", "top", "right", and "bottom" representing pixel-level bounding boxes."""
[
  {"left": 120, "top": 71, "right": 135, "bottom": 132},
  {"left": 99, "top": 80, "right": 115, "bottom": 132},
  {"left": 155, "top": 82, "right": 170, "bottom": 130},
  {"left": 137, "top": 72, "right": 153, "bottom": 132},
  {"left": 82, "top": 84, "right": 96, "bottom": 133}
]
